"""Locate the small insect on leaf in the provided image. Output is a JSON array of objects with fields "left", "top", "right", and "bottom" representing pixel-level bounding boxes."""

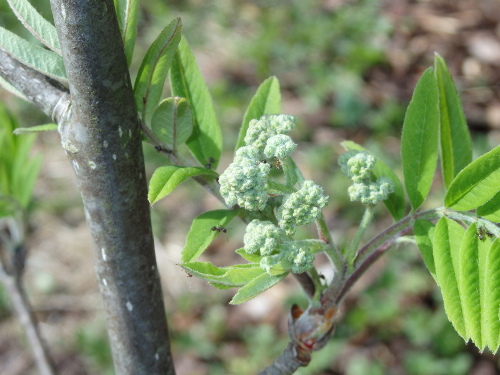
[
  {"left": 205, "top": 157, "right": 215, "bottom": 169},
  {"left": 211, "top": 226, "right": 227, "bottom": 233},
  {"left": 274, "top": 157, "right": 282, "bottom": 170}
]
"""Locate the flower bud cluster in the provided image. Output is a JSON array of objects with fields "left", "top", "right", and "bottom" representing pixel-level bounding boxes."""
[
  {"left": 277, "top": 180, "right": 329, "bottom": 235},
  {"left": 219, "top": 114, "right": 297, "bottom": 211},
  {"left": 244, "top": 220, "right": 315, "bottom": 274},
  {"left": 338, "top": 150, "right": 394, "bottom": 205}
]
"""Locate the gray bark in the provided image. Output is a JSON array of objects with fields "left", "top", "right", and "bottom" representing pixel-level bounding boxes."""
[{"left": 43, "top": 1, "right": 175, "bottom": 374}]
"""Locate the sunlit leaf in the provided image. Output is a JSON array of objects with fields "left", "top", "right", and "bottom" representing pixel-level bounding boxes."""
[
  {"left": 181, "top": 261, "right": 264, "bottom": 287},
  {"left": 114, "top": 0, "right": 139, "bottom": 66},
  {"left": 444, "top": 145, "right": 500, "bottom": 211},
  {"left": 401, "top": 68, "right": 439, "bottom": 210},
  {"left": 181, "top": 209, "right": 238, "bottom": 263},
  {"left": 434, "top": 53, "right": 472, "bottom": 188},
  {"left": 477, "top": 191, "right": 500, "bottom": 223},
  {"left": 134, "top": 18, "right": 182, "bottom": 123},
  {"left": 169, "top": 37, "right": 222, "bottom": 168},
  {"left": 148, "top": 166, "right": 217, "bottom": 205},
  {"left": 230, "top": 272, "right": 287, "bottom": 305}
]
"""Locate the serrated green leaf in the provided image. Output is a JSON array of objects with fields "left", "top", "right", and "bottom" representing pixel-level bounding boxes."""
[
  {"left": 169, "top": 37, "right": 222, "bottom": 169},
  {"left": 7, "top": 0, "right": 61, "bottom": 54},
  {"left": 151, "top": 97, "right": 193, "bottom": 149},
  {"left": 433, "top": 217, "right": 466, "bottom": 339},
  {"left": 401, "top": 67, "right": 439, "bottom": 210},
  {"left": 236, "top": 76, "right": 281, "bottom": 151},
  {"left": 477, "top": 191, "right": 500, "bottom": 223},
  {"left": 342, "top": 140, "right": 406, "bottom": 220},
  {"left": 444, "top": 145, "right": 500, "bottom": 211},
  {"left": 230, "top": 272, "right": 287, "bottom": 305},
  {"left": 0, "top": 26, "right": 66, "bottom": 83},
  {"left": 181, "top": 209, "right": 238, "bottom": 263},
  {"left": 181, "top": 261, "right": 264, "bottom": 287},
  {"left": 434, "top": 53, "right": 472, "bottom": 188},
  {"left": 148, "top": 166, "right": 217, "bottom": 205},
  {"left": 13, "top": 123, "right": 57, "bottom": 134},
  {"left": 235, "top": 248, "right": 262, "bottom": 263},
  {"left": 134, "top": 18, "right": 182, "bottom": 124},
  {"left": 484, "top": 238, "right": 500, "bottom": 351},
  {"left": 114, "top": 0, "right": 139, "bottom": 66},
  {"left": 413, "top": 219, "right": 436, "bottom": 277},
  {"left": 459, "top": 223, "right": 483, "bottom": 349}
]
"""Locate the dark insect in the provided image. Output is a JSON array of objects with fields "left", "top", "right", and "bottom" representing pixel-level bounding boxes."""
[
  {"left": 205, "top": 157, "right": 215, "bottom": 169},
  {"left": 477, "top": 226, "right": 493, "bottom": 241},
  {"left": 211, "top": 226, "right": 227, "bottom": 233},
  {"left": 154, "top": 145, "right": 173, "bottom": 154}
]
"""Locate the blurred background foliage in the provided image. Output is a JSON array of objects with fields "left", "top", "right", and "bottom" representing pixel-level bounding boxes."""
[{"left": 1, "top": 0, "right": 500, "bottom": 374}]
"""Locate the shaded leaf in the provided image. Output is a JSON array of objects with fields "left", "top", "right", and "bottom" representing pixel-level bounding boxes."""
[
  {"left": 342, "top": 140, "right": 406, "bottom": 220},
  {"left": 0, "top": 26, "right": 66, "bottom": 83},
  {"left": 151, "top": 97, "right": 193, "bottom": 149},
  {"left": 434, "top": 53, "right": 472, "bottom": 188},
  {"left": 444, "top": 145, "right": 500, "bottom": 211},
  {"left": 230, "top": 272, "right": 287, "bottom": 305},
  {"left": 169, "top": 37, "right": 222, "bottom": 168},
  {"left": 7, "top": 0, "right": 61, "bottom": 54},
  {"left": 236, "top": 76, "right": 281, "bottom": 151},
  {"left": 483, "top": 238, "right": 500, "bottom": 351},
  {"left": 148, "top": 166, "right": 217, "bottom": 205},
  {"left": 401, "top": 68, "right": 439, "bottom": 210},
  {"left": 413, "top": 219, "right": 436, "bottom": 277},
  {"left": 134, "top": 18, "right": 182, "bottom": 123},
  {"left": 181, "top": 209, "right": 238, "bottom": 263},
  {"left": 235, "top": 248, "right": 262, "bottom": 263},
  {"left": 13, "top": 123, "right": 57, "bottom": 134}
]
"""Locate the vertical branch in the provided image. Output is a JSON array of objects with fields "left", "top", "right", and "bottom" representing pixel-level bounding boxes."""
[{"left": 49, "top": 1, "right": 175, "bottom": 374}]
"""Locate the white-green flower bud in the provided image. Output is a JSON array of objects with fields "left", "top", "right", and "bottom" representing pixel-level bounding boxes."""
[
  {"left": 285, "top": 242, "right": 315, "bottom": 274},
  {"left": 219, "top": 146, "right": 271, "bottom": 211},
  {"left": 264, "top": 134, "right": 297, "bottom": 159},
  {"left": 348, "top": 177, "right": 394, "bottom": 205},
  {"left": 277, "top": 180, "right": 329, "bottom": 235},
  {"left": 244, "top": 114, "right": 296, "bottom": 155},
  {"left": 338, "top": 150, "right": 375, "bottom": 183},
  {"left": 244, "top": 220, "right": 287, "bottom": 255}
]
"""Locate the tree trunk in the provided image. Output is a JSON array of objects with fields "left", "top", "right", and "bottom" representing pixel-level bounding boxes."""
[{"left": 47, "top": 1, "right": 175, "bottom": 373}]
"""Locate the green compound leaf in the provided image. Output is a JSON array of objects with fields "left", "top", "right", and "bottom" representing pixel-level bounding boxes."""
[
  {"left": 433, "top": 217, "right": 466, "bottom": 339},
  {"left": 413, "top": 219, "right": 436, "bottom": 277},
  {"left": 181, "top": 262, "right": 264, "bottom": 287},
  {"left": 7, "top": 0, "right": 61, "bottom": 54},
  {"left": 151, "top": 97, "right": 193, "bottom": 149},
  {"left": 170, "top": 37, "right": 222, "bottom": 169},
  {"left": 181, "top": 209, "right": 238, "bottom": 263},
  {"left": 342, "top": 140, "right": 406, "bottom": 220},
  {"left": 0, "top": 26, "right": 66, "bottom": 83},
  {"left": 477, "top": 191, "right": 500, "bottom": 223},
  {"left": 401, "top": 67, "right": 439, "bottom": 210},
  {"left": 114, "top": 0, "right": 139, "bottom": 66},
  {"left": 236, "top": 76, "right": 281, "bottom": 151},
  {"left": 13, "top": 123, "right": 57, "bottom": 134},
  {"left": 230, "top": 272, "right": 287, "bottom": 305},
  {"left": 148, "top": 166, "right": 217, "bottom": 205},
  {"left": 445, "top": 145, "right": 500, "bottom": 211},
  {"left": 134, "top": 18, "right": 182, "bottom": 124},
  {"left": 434, "top": 53, "right": 472, "bottom": 189}
]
